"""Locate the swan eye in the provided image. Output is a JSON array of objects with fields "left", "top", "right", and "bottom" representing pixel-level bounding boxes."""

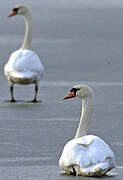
[
  {"left": 70, "top": 88, "right": 80, "bottom": 93},
  {"left": 12, "top": 8, "right": 19, "bottom": 12},
  {"left": 70, "top": 88, "right": 76, "bottom": 93}
]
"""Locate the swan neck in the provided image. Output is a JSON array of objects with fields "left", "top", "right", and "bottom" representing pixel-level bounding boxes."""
[
  {"left": 75, "top": 96, "right": 94, "bottom": 139},
  {"left": 21, "top": 12, "right": 32, "bottom": 49}
]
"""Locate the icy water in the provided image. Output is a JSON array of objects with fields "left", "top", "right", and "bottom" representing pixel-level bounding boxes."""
[{"left": 0, "top": 0, "right": 123, "bottom": 179}]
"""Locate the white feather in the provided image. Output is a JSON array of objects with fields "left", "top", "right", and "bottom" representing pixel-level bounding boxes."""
[
  {"left": 4, "top": 49, "right": 44, "bottom": 84},
  {"left": 59, "top": 85, "right": 116, "bottom": 176}
]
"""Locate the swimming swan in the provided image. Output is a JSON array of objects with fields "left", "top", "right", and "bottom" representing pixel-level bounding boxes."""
[{"left": 59, "top": 85, "right": 115, "bottom": 176}]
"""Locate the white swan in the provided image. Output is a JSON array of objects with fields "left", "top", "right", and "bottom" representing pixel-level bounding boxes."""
[
  {"left": 4, "top": 5, "right": 45, "bottom": 102},
  {"left": 59, "top": 85, "right": 116, "bottom": 176}
]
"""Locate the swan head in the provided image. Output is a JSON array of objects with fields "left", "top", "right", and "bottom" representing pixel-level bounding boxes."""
[
  {"left": 63, "top": 85, "right": 94, "bottom": 100},
  {"left": 8, "top": 5, "right": 29, "bottom": 17}
]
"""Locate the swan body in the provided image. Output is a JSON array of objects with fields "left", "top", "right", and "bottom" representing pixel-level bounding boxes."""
[
  {"left": 59, "top": 135, "right": 115, "bottom": 176},
  {"left": 4, "top": 49, "right": 44, "bottom": 85},
  {"left": 59, "top": 85, "right": 115, "bottom": 176},
  {"left": 4, "top": 5, "right": 45, "bottom": 102}
]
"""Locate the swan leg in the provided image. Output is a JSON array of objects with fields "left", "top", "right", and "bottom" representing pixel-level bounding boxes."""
[
  {"left": 69, "top": 167, "right": 76, "bottom": 176},
  {"left": 72, "top": 167, "right": 76, "bottom": 176},
  {"left": 10, "top": 85, "right": 16, "bottom": 102},
  {"left": 32, "top": 84, "right": 38, "bottom": 102}
]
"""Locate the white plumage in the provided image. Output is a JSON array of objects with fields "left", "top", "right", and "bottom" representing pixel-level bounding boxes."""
[
  {"left": 59, "top": 85, "right": 116, "bottom": 176},
  {"left": 4, "top": 5, "right": 45, "bottom": 102},
  {"left": 4, "top": 49, "right": 44, "bottom": 85},
  {"left": 59, "top": 135, "right": 115, "bottom": 176}
]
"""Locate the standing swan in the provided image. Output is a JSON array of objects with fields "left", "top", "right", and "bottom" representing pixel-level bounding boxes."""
[
  {"left": 4, "top": 5, "right": 45, "bottom": 102},
  {"left": 59, "top": 85, "right": 115, "bottom": 176}
]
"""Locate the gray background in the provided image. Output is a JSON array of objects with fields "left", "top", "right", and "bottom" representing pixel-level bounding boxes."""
[{"left": 0, "top": 0, "right": 123, "bottom": 179}]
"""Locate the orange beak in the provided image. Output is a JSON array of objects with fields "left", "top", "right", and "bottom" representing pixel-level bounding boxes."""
[
  {"left": 8, "top": 11, "right": 17, "bottom": 18},
  {"left": 63, "top": 91, "right": 76, "bottom": 100}
]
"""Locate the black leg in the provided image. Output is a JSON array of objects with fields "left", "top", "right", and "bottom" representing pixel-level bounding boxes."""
[
  {"left": 32, "top": 84, "right": 38, "bottom": 102},
  {"left": 72, "top": 167, "right": 76, "bottom": 176},
  {"left": 70, "top": 167, "right": 76, "bottom": 176},
  {"left": 10, "top": 85, "right": 16, "bottom": 102}
]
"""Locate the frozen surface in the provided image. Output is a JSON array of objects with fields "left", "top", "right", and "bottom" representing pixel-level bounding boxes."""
[{"left": 0, "top": 0, "right": 123, "bottom": 179}]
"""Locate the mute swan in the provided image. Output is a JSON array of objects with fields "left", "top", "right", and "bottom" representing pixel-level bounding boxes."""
[
  {"left": 59, "top": 85, "right": 116, "bottom": 176},
  {"left": 4, "top": 5, "right": 45, "bottom": 102}
]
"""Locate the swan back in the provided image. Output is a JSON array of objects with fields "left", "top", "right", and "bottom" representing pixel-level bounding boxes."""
[
  {"left": 59, "top": 135, "right": 115, "bottom": 176},
  {"left": 4, "top": 49, "right": 45, "bottom": 84}
]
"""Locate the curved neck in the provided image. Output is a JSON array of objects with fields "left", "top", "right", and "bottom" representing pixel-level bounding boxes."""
[
  {"left": 21, "top": 11, "right": 32, "bottom": 49},
  {"left": 75, "top": 95, "right": 94, "bottom": 139}
]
